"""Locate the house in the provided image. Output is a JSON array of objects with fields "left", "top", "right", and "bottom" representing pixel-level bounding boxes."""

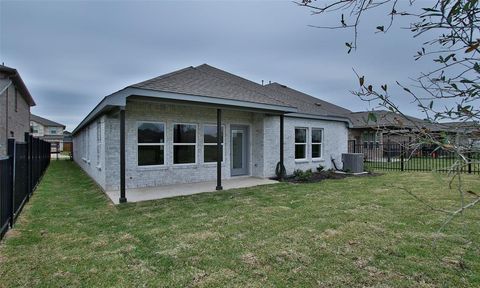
[
  {"left": 30, "top": 114, "right": 66, "bottom": 151},
  {"left": 0, "top": 65, "right": 36, "bottom": 157},
  {"left": 63, "top": 131, "right": 73, "bottom": 153},
  {"left": 72, "top": 64, "right": 352, "bottom": 202},
  {"left": 347, "top": 111, "right": 433, "bottom": 149}
]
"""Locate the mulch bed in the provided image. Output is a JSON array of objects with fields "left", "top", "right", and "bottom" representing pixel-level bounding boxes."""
[{"left": 273, "top": 170, "right": 381, "bottom": 184}]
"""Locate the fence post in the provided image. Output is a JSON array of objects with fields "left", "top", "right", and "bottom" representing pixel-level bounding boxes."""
[
  {"left": 387, "top": 138, "right": 391, "bottom": 163},
  {"left": 7, "top": 139, "right": 15, "bottom": 227},
  {"left": 25, "top": 133, "right": 32, "bottom": 197},
  {"left": 29, "top": 135, "right": 33, "bottom": 192},
  {"left": 400, "top": 142, "right": 405, "bottom": 171},
  {"left": 468, "top": 152, "right": 472, "bottom": 174}
]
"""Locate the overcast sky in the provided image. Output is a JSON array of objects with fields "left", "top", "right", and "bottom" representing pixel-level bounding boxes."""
[{"left": 0, "top": 0, "right": 434, "bottom": 131}]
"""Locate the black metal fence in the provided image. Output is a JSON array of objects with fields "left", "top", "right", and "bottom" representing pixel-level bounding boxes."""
[
  {"left": 0, "top": 133, "right": 51, "bottom": 240},
  {"left": 348, "top": 141, "right": 480, "bottom": 174}
]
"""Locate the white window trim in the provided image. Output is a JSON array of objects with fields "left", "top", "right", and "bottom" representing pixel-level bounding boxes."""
[
  {"left": 311, "top": 128, "right": 323, "bottom": 161},
  {"left": 203, "top": 124, "right": 225, "bottom": 164},
  {"left": 173, "top": 122, "right": 198, "bottom": 165},
  {"left": 294, "top": 127, "right": 308, "bottom": 161},
  {"left": 137, "top": 121, "right": 166, "bottom": 167}
]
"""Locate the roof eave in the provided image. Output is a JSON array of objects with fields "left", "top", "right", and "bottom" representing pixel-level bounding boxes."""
[
  {"left": 72, "top": 87, "right": 297, "bottom": 135},
  {"left": 1, "top": 67, "right": 36, "bottom": 106}
]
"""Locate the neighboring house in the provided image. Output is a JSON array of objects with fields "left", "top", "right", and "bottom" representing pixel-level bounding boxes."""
[
  {"left": 63, "top": 131, "right": 73, "bottom": 153},
  {"left": 0, "top": 65, "right": 36, "bottom": 157},
  {"left": 72, "top": 64, "right": 352, "bottom": 202},
  {"left": 30, "top": 114, "right": 66, "bottom": 151},
  {"left": 347, "top": 111, "right": 432, "bottom": 148}
]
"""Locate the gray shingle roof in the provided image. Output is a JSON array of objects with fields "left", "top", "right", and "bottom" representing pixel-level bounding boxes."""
[
  {"left": 131, "top": 64, "right": 292, "bottom": 108},
  {"left": 263, "top": 82, "right": 352, "bottom": 117},
  {"left": 347, "top": 110, "right": 451, "bottom": 132},
  {"left": 31, "top": 114, "right": 65, "bottom": 128}
]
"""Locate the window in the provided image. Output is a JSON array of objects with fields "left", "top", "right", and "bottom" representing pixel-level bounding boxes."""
[
  {"left": 204, "top": 125, "right": 224, "bottom": 163},
  {"left": 311, "top": 128, "right": 323, "bottom": 159},
  {"left": 50, "top": 129, "right": 57, "bottom": 135},
  {"left": 295, "top": 128, "right": 307, "bottom": 160},
  {"left": 96, "top": 121, "right": 102, "bottom": 166},
  {"left": 362, "top": 132, "right": 379, "bottom": 149},
  {"left": 138, "top": 122, "right": 165, "bottom": 166},
  {"left": 173, "top": 123, "right": 197, "bottom": 164}
]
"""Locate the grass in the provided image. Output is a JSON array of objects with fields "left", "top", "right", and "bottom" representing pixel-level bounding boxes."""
[{"left": 0, "top": 161, "right": 479, "bottom": 287}]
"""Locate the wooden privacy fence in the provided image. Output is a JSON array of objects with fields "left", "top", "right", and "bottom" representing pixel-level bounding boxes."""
[
  {"left": 348, "top": 141, "right": 480, "bottom": 174},
  {"left": 0, "top": 133, "right": 51, "bottom": 240}
]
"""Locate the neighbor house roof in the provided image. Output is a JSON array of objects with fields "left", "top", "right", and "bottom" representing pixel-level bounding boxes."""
[
  {"left": 31, "top": 114, "right": 66, "bottom": 129},
  {"left": 0, "top": 65, "right": 35, "bottom": 106},
  {"left": 348, "top": 111, "right": 425, "bottom": 129},
  {"left": 347, "top": 110, "right": 458, "bottom": 133},
  {"left": 436, "top": 121, "right": 479, "bottom": 134}
]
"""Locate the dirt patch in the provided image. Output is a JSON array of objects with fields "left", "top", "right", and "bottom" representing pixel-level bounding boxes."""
[
  {"left": 274, "top": 171, "right": 381, "bottom": 184},
  {"left": 241, "top": 252, "right": 260, "bottom": 266}
]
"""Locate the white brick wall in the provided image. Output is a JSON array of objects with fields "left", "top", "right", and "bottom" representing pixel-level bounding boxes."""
[
  {"left": 73, "top": 115, "right": 106, "bottom": 188},
  {"left": 75, "top": 100, "right": 349, "bottom": 191},
  {"left": 263, "top": 115, "right": 348, "bottom": 177},
  {"left": 103, "top": 100, "right": 263, "bottom": 190}
]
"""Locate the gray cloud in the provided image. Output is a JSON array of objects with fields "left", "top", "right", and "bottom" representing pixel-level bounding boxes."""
[{"left": 1, "top": 0, "right": 437, "bottom": 130}]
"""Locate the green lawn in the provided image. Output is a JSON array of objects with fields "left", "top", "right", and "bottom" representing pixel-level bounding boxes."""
[{"left": 0, "top": 161, "right": 479, "bottom": 287}]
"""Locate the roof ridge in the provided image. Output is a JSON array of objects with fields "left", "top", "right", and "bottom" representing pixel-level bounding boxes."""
[
  {"left": 194, "top": 64, "right": 292, "bottom": 107},
  {"left": 31, "top": 114, "right": 65, "bottom": 127},
  {"left": 131, "top": 66, "right": 195, "bottom": 88}
]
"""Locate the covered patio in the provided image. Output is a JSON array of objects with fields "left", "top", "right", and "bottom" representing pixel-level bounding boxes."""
[{"left": 106, "top": 177, "right": 278, "bottom": 204}]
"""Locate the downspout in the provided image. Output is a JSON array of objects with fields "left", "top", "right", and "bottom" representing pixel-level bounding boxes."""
[{"left": 331, "top": 156, "right": 341, "bottom": 171}]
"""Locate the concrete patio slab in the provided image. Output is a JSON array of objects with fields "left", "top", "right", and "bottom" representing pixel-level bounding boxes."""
[{"left": 106, "top": 177, "right": 278, "bottom": 204}]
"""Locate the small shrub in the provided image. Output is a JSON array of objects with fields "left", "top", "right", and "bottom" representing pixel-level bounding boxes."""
[
  {"left": 316, "top": 165, "right": 324, "bottom": 172},
  {"left": 293, "top": 169, "right": 303, "bottom": 178},
  {"left": 294, "top": 169, "right": 313, "bottom": 182}
]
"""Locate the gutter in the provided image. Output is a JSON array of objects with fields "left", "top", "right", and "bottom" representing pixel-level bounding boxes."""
[{"left": 285, "top": 112, "right": 353, "bottom": 128}]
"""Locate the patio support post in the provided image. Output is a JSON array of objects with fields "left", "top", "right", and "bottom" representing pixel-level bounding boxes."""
[
  {"left": 119, "top": 107, "right": 127, "bottom": 203},
  {"left": 279, "top": 114, "right": 285, "bottom": 179},
  {"left": 216, "top": 108, "right": 223, "bottom": 190}
]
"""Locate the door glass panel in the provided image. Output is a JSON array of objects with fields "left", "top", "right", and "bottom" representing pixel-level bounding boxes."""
[{"left": 232, "top": 130, "right": 243, "bottom": 169}]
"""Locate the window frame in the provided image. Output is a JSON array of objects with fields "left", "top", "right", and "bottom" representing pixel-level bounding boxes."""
[
  {"left": 294, "top": 127, "right": 308, "bottom": 161},
  {"left": 173, "top": 122, "right": 198, "bottom": 165},
  {"left": 362, "top": 131, "right": 379, "bottom": 150},
  {"left": 203, "top": 124, "right": 225, "bottom": 164},
  {"left": 137, "top": 121, "right": 166, "bottom": 167},
  {"left": 311, "top": 128, "right": 323, "bottom": 160}
]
